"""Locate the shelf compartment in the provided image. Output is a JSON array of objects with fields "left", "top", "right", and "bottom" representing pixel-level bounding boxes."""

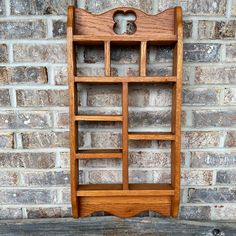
[
  {"left": 75, "top": 76, "right": 176, "bottom": 83},
  {"left": 75, "top": 115, "right": 123, "bottom": 122},
  {"left": 76, "top": 149, "right": 123, "bottom": 159},
  {"left": 128, "top": 132, "right": 175, "bottom": 140},
  {"left": 77, "top": 183, "right": 174, "bottom": 196}
]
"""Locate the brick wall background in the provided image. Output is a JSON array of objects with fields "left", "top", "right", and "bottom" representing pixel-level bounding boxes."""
[{"left": 0, "top": 0, "right": 236, "bottom": 220}]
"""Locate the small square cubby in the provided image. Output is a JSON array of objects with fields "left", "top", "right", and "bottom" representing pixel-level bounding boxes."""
[
  {"left": 128, "top": 83, "right": 173, "bottom": 133},
  {"left": 78, "top": 158, "right": 122, "bottom": 185},
  {"left": 77, "top": 121, "right": 122, "bottom": 150},
  {"left": 76, "top": 83, "right": 122, "bottom": 115},
  {"left": 75, "top": 43, "right": 105, "bottom": 76},
  {"left": 128, "top": 140, "right": 171, "bottom": 184},
  {"left": 147, "top": 43, "right": 175, "bottom": 76},
  {"left": 110, "top": 42, "right": 140, "bottom": 76}
]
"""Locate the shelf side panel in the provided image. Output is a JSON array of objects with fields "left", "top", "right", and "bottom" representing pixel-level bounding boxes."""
[{"left": 67, "top": 5, "right": 79, "bottom": 218}]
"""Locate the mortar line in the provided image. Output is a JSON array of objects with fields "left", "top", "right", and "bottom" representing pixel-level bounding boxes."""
[{"left": 4, "top": 0, "right": 10, "bottom": 16}]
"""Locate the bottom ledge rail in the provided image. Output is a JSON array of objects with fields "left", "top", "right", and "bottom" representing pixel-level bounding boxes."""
[{"left": 75, "top": 195, "right": 177, "bottom": 218}]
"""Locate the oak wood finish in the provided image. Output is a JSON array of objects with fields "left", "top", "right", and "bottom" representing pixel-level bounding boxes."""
[
  {"left": 67, "top": 6, "right": 79, "bottom": 218},
  {"left": 79, "top": 197, "right": 171, "bottom": 217},
  {"left": 76, "top": 149, "right": 122, "bottom": 159},
  {"left": 74, "top": 7, "right": 175, "bottom": 36},
  {"left": 67, "top": 5, "right": 183, "bottom": 219},
  {"left": 171, "top": 7, "right": 183, "bottom": 217},
  {"left": 73, "top": 35, "right": 177, "bottom": 44},
  {"left": 128, "top": 132, "right": 175, "bottom": 140},
  {"left": 75, "top": 76, "right": 176, "bottom": 83},
  {"left": 75, "top": 115, "right": 123, "bottom": 121},
  {"left": 122, "top": 82, "right": 129, "bottom": 190}
]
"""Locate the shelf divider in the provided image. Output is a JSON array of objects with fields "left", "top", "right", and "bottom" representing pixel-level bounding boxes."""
[{"left": 122, "top": 82, "right": 129, "bottom": 190}]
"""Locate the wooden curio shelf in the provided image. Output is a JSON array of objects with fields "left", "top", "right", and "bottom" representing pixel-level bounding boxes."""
[{"left": 67, "top": 5, "right": 183, "bottom": 218}]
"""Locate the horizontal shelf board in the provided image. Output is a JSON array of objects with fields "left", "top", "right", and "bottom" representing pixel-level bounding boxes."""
[
  {"left": 73, "top": 35, "right": 177, "bottom": 44},
  {"left": 75, "top": 115, "right": 123, "bottom": 122},
  {"left": 75, "top": 76, "right": 176, "bottom": 83},
  {"left": 128, "top": 132, "right": 175, "bottom": 140},
  {"left": 76, "top": 149, "right": 123, "bottom": 159},
  {"left": 77, "top": 184, "right": 174, "bottom": 196}
]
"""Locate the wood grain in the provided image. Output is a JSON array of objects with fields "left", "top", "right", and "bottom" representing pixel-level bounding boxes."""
[
  {"left": 140, "top": 41, "right": 147, "bottom": 76},
  {"left": 79, "top": 196, "right": 171, "bottom": 217},
  {"left": 77, "top": 190, "right": 174, "bottom": 197},
  {"left": 75, "top": 76, "right": 176, "bottom": 83},
  {"left": 171, "top": 7, "right": 183, "bottom": 218},
  {"left": 73, "top": 35, "right": 177, "bottom": 44},
  {"left": 104, "top": 41, "right": 111, "bottom": 76},
  {"left": 77, "top": 183, "right": 174, "bottom": 192},
  {"left": 128, "top": 132, "right": 175, "bottom": 140},
  {"left": 122, "top": 82, "right": 129, "bottom": 190},
  {"left": 76, "top": 149, "right": 122, "bottom": 159},
  {"left": 67, "top": 5, "right": 79, "bottom": 218},
  {"left": 74, "top": 7, "right": 175, "bottom": 36},
  {"left": 75, "top": 115, "right": 123, "bottom": 121}
]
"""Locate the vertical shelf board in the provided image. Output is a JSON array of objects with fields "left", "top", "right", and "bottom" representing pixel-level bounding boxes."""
[
  {"left": 140, "top": 41, "right": 147, "bottom": 76},
  {"left": 104, "top": 41, "right": 111, "bottom": 76},
  {"left": 67, "top": 5, "right": 183, "bottom": 218},
  {"left": 122, "top": 82, "right": 129, "bottom": 190},
  {"left": 67, "top": 6, "right": 79, "bottom": 218},
  {"left": 170, "top": 7, "right": 183, "bottom": 217}
]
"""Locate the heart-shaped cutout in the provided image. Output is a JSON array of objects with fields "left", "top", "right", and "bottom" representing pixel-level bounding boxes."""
[{"left": 113, "top": 10, "right": 137, "bottom": 35}]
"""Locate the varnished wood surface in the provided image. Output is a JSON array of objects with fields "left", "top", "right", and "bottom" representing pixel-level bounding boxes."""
[
  {"left": 74, "top": 7, "right": 175, "bottom": 36},
  {"left": 122, "top": 82, "right": 129, "bottom": 190},
  {"left": 73, "top": 35, "right": 177, "bottom": 45},
  {"left": 140, "top": 41, "right": 147, "bottom": 76},
  {"left": 75, "top": 76, "right": 176, "bottom": 83},
  {"left": 104, "top": 41, "right": 111, "bottom": 76},
  {"left": 171, "top": 7, "right": 183, "bottom": 217},
  {"left": 128, "top": 132, "right": 175, "bottom": 140},
  {"left": 77, "top": 183, "right": 173, "bottom": 192},
  {"left": 67, "top": 5, "right": 79, "bottom": 218},
  {"left": 75, "top": 115, "right": 123, "bottom": 121},
  {"left": 68, "top": 5, "right": 183, "bottom": 219},
  {"left": 76, "top": 149, "right": 122, "bottom": 159},
  {"left": 77, "top": 190, "right": 174, "bottom": 197},
  {"left": 79, "top": 201, "right": 171, "bottom": 218}
]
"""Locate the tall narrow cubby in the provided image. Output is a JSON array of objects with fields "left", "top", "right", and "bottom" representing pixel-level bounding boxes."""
[{"left": 67, "top": 5, "right": 183, "bottom": 218}]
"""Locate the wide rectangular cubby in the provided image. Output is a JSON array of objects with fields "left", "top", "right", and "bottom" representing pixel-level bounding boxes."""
[{"left": 67, "top": 5, "right": 183, "bottom": 218}]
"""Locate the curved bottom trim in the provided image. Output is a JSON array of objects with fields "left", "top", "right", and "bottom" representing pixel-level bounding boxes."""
[
  {"left": 80, "top": 205, "right": 171, "bottom": 218},
  {"left": 76, "top": 195, "right": 178, "bottom": 218}
]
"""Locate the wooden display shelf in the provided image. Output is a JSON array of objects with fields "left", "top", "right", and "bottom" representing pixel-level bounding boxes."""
[{"left": 67, "top": 5, "right": 183, "bottom": 218}]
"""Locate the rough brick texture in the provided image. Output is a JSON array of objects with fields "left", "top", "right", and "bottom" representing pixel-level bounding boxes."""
[
  {"left": 0, "top": 44, "right": 8, "bottom": 63},
  {"left": 0, "top": 20, "right": 47, "bottom": 39},
  {"left": 2, "top": 67, "right": 48, "bottom": 84},
  {"left": 0, "top": 0, "right": 235, "bottom": 221}
]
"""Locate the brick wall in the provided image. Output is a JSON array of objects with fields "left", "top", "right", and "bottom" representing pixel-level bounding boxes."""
[{"left": 0, "top": 0, "right": 236, "bottom": 220}]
